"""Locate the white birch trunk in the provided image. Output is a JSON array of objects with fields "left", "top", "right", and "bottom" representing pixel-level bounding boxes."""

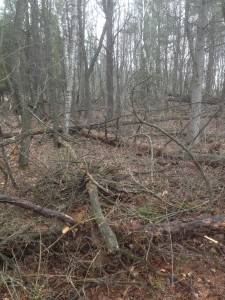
[{"left": 58, "top": 1, "right": 77, "bottom": 134}]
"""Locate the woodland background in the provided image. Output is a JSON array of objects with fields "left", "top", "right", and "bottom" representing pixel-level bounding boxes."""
[{"left": 1, "top": 0, "right": 225, "bottom": 299}]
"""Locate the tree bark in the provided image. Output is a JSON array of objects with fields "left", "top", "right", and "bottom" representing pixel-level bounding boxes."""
[
  {"left": 10, "top": 0, "right": 32, "bottom": 168},
  {"left": 58, "top": 0, "right": 77, "bottom": 134},
  {"left": 30, "top": 0, "right": 45, "bottom": 119},
  {"left": 103, "top": 0, "right": 114, "bottom": 120},
  {"left": 220, "top": 1, "right": 225, "bottom": 101},
  {"left": 0, "top": 194, "right": 77, "bottom": 225},
  {"left": 87, "top": 182, "right": 119, "bottom": 253},
  {"left": 185, "top": 0, "right": 207, "bottom": 143},
  {"left": 140, "top": 214, "right": 225, "bottom": 242},
  {"left": 42, "top": 0, "right": 59, "bottom": 147},
  {"left": 77, "top": 0, "right": 106, "bottom": 121},
  {"left": 1, "top": 194, "right": 225, "bottom": 244}
]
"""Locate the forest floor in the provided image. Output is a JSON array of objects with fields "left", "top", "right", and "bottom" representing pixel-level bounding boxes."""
[{"left": 1, "top": 103, "right": 225, "bottom": 299}]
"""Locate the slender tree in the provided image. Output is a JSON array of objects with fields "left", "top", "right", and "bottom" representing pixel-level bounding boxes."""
[
  {"left": 220, "top": 0, "right": 225, "bottom": 100},
  {"left": 102, "top": 0, "right": 115, "bottom": 120},
  {"left": 10, "top": 0, "right": 33, "bottom": 168},
  {"left": 42, "top": 0, "right": 59, "bottom": 147},
  {"left": 57, "top": 0, "right": 76, "bottom": 134},
  {"left": 185, "top": 0, "right": 207, "bottom": 143},
  {"left": 77, "top": 0, "right": 106, "bottom": 121},
  {"left": 30, "top": 0, "right": 45, "bottom": 119}
]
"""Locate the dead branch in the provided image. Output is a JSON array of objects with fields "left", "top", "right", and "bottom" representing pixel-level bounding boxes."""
[
  {"left": 134, "top": 116, "right": 213, "bottom": 206},
  {"left": 0, "top": 126, "right": 78, "bottom": 147},
  {"left": 0, "top": 127, "right": 65, "bottom": 143},
  {"left": 79, "top": 128, "right": 119, "bottom": 145},
  {"left": 195, "top": 154, "right": 225, "bottom": 167},
  {"left": 1, "top": 194, "right": 225, "bottom": 247},
  {"left": 58, "top": 136, "right": 119, "bottom": 253},
  {"left": 86, "top": 171, "right": 116, "bottom": 196},
  {"left": 139, "top": 214, "right": 225, "bottom": 241},
  {"left": 87, "top": 182, "right": 119, "bottom": 253},
  {"left": 0, "top": 194, "right": 77, "bottom": 226},
  {"left": 0, "top": 130, "right": 33, "bottom": 146},
  {"left": 77, "top": 127, "right": 166, "bottom": 155}
]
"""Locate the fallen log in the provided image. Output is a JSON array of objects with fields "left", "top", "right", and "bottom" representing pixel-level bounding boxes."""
[
  {"left": 139, "top": 214, "right": 225, "bottom": 241},
  {"left": 164, "top": 153, "right": 225, "bottom": 168},
  {"left": 76, "top": 126, "right": 213, "bottom": 206},
  {"left": 0, "top": 126, "right": 75, "bottom": 146},
  {"left": 78, "top": 127, "right": 166, "bottom": 155},
  {"left": 1, "top": 128, "right": 56, "bottom": 140},
  {"left": 1, "top": 194, "right": 225, "bottom": 243},
  {"left": 58, "top": 137, "right": 119, "bottom": 253},
  {"left": 194, "top": 154, "right": 225, "bottom": 167},
  {"left": 2, "top": 125, "right": 223, "bottom": 169},
  {"left": 87, "top": 182, "right": 119, "bottom": 253},
  {"left": 0, "top": 194, "right": 77, "bottom": 226},
  {"left": 167, "top": 93, "right": 224, "bottom": 105},
  {"left": 78, "top": 128, "right": 119, "bottom": 146},
  {"left": 77, "top": 127, "right": 225, "bottom": 167}
]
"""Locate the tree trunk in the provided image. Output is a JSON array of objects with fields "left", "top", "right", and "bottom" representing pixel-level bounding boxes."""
[
  {"left": 58, "top": 0, "right": 77, "bottom": 135},
  {"left": 185, "top": 0, "right": 207, "bottom": 143},
  {"left": 220, "top": 1, "right": 225, "bottom": 101},
  {"left": 10, "top": 0, "right": 32, "bottom": 168},
  {"left": 42, "top": 0, "right": 59, "bottom": 147},
  {"left": 77, "top": 0, "right": 87, "bottom": 118},
  {"left": 30, "top": 0, "right": 45, "bottom": 119},
  {"left": 205, "top": 16, "right": 215, "bottom": 95},
  {"left": 103, "top": 0, "right": 114, "bottom": 120},
  {"left": 77, "top": 0, "right": 106, "bottom": 121}
]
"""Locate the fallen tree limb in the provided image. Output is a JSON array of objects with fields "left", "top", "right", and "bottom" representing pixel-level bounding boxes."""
[
  {"left": 1, "top": 128, "right": 51, "bottom": 140},
  {"left": 0, "top": 194, "right": 77, "bottom": 226},
  {"left": 78, "top": 127, "right": 165, "bottom": 155},
  {"left": 73, "top": 127, "right": 225, "bottom": 171},
  {"left": 78, "top": 128, "right": 119, "bottom": 146},
  {"left": 1, "top": 194, "right": 225, "bottom": 246},
  {"left": 57, "top": 137, "right": 119, "bottom": 253},
  {"left": 0, "top": 126, "right": 76, "bottom": 145},
  {"left": 194, "top": 154, "right": 225, "bottom": 167},
  {"left": 88, "top": 112, "right": 217, "bottom": 130},
  {"left": 0, "top": 125, "right": 82, "bottom": 145},
  {"left": 139, "top": 214, "right": 225, "bottom": 241},
  {"left": 87, "top": 182, "right": 119, "bottom": 253},
  {"left": 0, "top": 130, "right": 33, "bottom": 146}
]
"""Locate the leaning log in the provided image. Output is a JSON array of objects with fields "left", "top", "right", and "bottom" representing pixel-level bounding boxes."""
[
  {"left": 57, "top": 136, "right": 119, "bottom": 253},
  {"left": 87, "top": 182, "right": 119, "bottom": 253}
]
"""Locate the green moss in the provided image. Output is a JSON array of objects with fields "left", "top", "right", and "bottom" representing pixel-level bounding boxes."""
[{"left": 137, "top": 204, "right": 164, "bottom": 221}]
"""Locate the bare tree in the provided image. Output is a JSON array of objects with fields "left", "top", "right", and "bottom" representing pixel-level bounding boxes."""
[
  {"left": 42, "top": 0, "right": 59, "bottom": 147},
  {"left": 102, "top": 0, "right": 115, "bottom": 120},
  {"left": 57, "top": 0, "right": 76, "bottom": 135},
  {"left": 10, "top": 0, "right": 32, "bottom": 168},
  {"left": 30, "top": 0, "right": 45, "bottom": 119},
  {"left": 185, "top": 0, "right": 207, "bottom": 143},
  {"left": 77, "top": 0, "right": 106, "bottom": 121},
  {"left": 220, "top": 0, "right": 225, "bottom": 100}
]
